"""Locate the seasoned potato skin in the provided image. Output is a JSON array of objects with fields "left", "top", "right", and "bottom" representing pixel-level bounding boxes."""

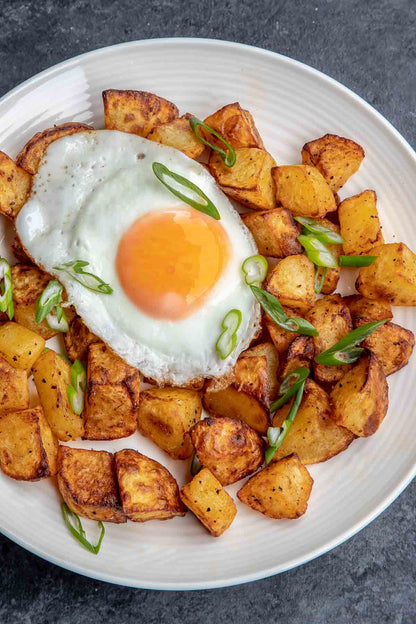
[
  {"left": 344, "top": 295, "right": 393, "bottom": 323},
  {"left": 272, "top": 164, "right": 336, "bottom": 218},
  {"left": 0, "top": 151, "right": 32, "bottom": 220},
  {"left": 266, "top": 255, "right": 315, "bottom": 315},
  {"left": 63, "top": 315, "right": 100, "bottom": 362},
  {"left": 242, "top": 341, "right": 280, "bottom": 400},
  {"left": 203, "top": 102, "right": 264, "bottom": 149},
  {"left": 115, "top": 449, "right": 185, "bottom": 522},
  {"left": 146, "top": 113, "right": 205, "bottom": 159},
  {"left": 355, "top": 318, "right": 414, "bottom": 376},
  {"left": 241, "top": 208, "right": 302, "bottom": 258},
  {"left": 0, "top": 355, "right": 29, "bottom": 413},
  {"left": 237, "top": 453, "right": 313, "bottom": 519},
  {"left": 0, "top": 322, "right": 45, "bottom": 372},
  {"left": 190, "top": 416, "right": 265, "bottom": 486},
  {"left": 180, "top": 468, "right": 237, "bottom": 537},
  {"left": 11, "top": 235, "right": 32, "bottom": 264},
  {"left": 57, "top": 446, "right": 126, "bottom": 523},
  {"left": 264, "top": 310, "right": 300, "bottom": 356},
  {"left": 280, "top": 335, "right": 314, "bottom": 379},
  {"left": 339, "top": 190, "right": 383, "bottom": 256}
]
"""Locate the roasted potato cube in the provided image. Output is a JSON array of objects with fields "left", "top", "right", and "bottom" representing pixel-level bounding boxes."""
[
  {"left": 0, "top": 355, "right": 29, "bottom": 413},
  {"left": 84, "top": 343, "right": 140, "bottom": 440},
  {"left": 280, "top": 335, "right": 314, "bottom": 379},
  {"left": 330, "top": 353, "right": 388, "bottom": 436},
  {"left": 63, "top": 315, "right": 100, "bottom": 362},
  {"left": 11, "top": 263, "right": 58, "bottom": 339},
  {"left": 32, "top": 349, "right": 84, "bottom": 441},
  {"left": 307, "top": 294, "right": 353, "bottom": 385},
  {"left": 190, "top": 416, "right": 265, "bottom": 486},
  {"left": 242, "top": 341, "right": 280, "bottom": 400},
  {"left": 0, "top": 406, "right": 58, "bottom": 480},
  {"left": 180, "top": 468, "right": 237, "bottom": 537},
  {"left": 0, "top": 151, "right": 32, "bottom": 220},
  {"left": 355, "top": 319, "right": 414, "bottom": 376},
  {"left": 146, "top": 113, "right": 205, "bottom": 159},
  {"left": 344, "top": 295, "right": 393, "bottom": 323},
  {"left": 301, "top": 134, "right": 365, "bottom": 193},
  {"left": 203, "top": 102, "right": 264, "bottom": 149},
  {"left": 272, "top": 165, "right": 336, "bottom": 218},
  {"left": 103, "top": 89, "right": 178, "bottom": 137},
  {"left": 266, "top": 255, "right": 315, "bottom": 314},
  {"left": 209, "top": 147, "right": 276, "bottom": 210},
  {"left": 356, "top": 243, "right": 416, "bottom": 305},
  {"left": 338, "top": 190, "right": 383, "bottom": 255},
  {"left": 137, "top": 387, "right": 202, "bottom": 459},
  {"left": 241, "top": 208, "right": 302, "bottom": 258},
  {"left": 0, "top": 322, "right": 45, "bottom": 372},
  {"left": 114, "top": 449, "right": 185, "bottom": 521},
  {"left": 314, "top": 219, "right": 342, "bottom": 294},
  {"left": 237, "top": 453, "right": 313, "bottom": 519},
  {"left": 264, "top": 310, "right": 300, "bottom": 356},
  {"left": 57, "top": 446, "right": 126, "bottom": 523},
  {"left": 272, "top": 380, "right": 355, "bottom": 463},
  {"left": 16, "top": 122, "right": 92, "bottom": 175}
]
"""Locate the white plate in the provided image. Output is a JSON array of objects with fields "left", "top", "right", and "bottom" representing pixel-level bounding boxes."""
[{"left": 0, "top": 38, "right": 415, "bottom": 591}]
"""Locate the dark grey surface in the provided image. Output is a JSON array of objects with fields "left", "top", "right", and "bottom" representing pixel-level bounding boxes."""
[{"left": 0, "top": 0, "right": 415, "bottom": 622}]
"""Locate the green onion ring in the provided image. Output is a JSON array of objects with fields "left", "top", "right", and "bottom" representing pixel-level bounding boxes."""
[{"left": 189, "top": 117, "right": 236, "bottom": 167}]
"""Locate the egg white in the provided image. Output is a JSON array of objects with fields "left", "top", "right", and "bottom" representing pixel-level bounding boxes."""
[{"left": 16, "top": 130, "right": 260, "bottom": 384}]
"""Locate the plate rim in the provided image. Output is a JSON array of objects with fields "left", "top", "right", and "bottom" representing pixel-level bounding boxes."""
[{"left": 0, "top": 36, "right": 415, "bottom": 591}]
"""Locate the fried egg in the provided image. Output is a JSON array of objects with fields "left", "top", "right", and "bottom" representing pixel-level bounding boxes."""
[{"left": 16, "top": 130, "right": 260, "bottom": 385}]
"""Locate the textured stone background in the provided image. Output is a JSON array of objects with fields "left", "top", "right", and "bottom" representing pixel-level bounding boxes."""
[{"left": 0, "top": 1, "right": 415, "bottom": 622}]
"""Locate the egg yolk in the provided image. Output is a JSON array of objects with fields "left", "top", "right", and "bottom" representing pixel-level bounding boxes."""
[{"left": 116, "top": 207, "right": 230, "bottom": 320}]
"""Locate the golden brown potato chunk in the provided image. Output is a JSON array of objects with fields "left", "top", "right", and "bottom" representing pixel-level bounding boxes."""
[
  {"left": 354, "top": 319, "right": 414, "bottom": 376},
  {"left": 307, "top": 294, "right": 353, "bottom": 385},
  {"left": 338, "top": 190, "right": 383, "bottom": 256},
  {"left": 146, "top": 113, "right": 205, "bottom": 159},
  {"left": 301, "top": 134, "right": 365, "bottom": 193},
  {"left": 272, "top": 165, "right": 336, "bottom": 218},
  {"left": 84, "top": 343, "right": 140, "bottom": 440},
  {"left": 209, "top": 147, "right": 276, "bottom": 210},
  {"left": 344, "top": 295, "right": 393, "bottom": 323},
  {"left": 114, "top": 449, "right": 185, "bottom": 522},
  {"left": 16, "top": 122, "right": 92, "bottom": 175},
  {"left": 280, "top": 335, "right": 314, "bottom": 379},
  {"left": 242, "top": 341, "right": 280, "bottom": 400},
  {"left": 0, "top": 406, "right": 58, "bottom": 480},
  {"left": 0, "top": 322, "right": 45, "bottom": 372},
  {"left": 103, "top": 89, "right": 178, "bottom": 137},
  {"left": 0, "top": 355, "right": 29, "bottom": 413},
  {"left": 11, "top": 264, "right": 58, "bottom": 339},
  {"left": 241, "top": 208, "right": 302, "bottom": 258},
  {"left": 63, "top": 315, "right": 100, "bottom": 362},
  {"left": 58, "top": 446, "right": 126, "bottom": 523},
  {"left": 264, "top": 310, "right": 300, "bottom": 356},
  {"left": 314, "top": 219, "right": 342, "bottom": 294},
  {"left": 203, "top": 102, "right": 264, "bottom": 149},
  {"left": 238, "top": 453, "right": 313, "bottom": 519},
  {"left": 272, "top": 380, "right": 355, "bottom": 463},
  {"left": 0, "top": 151, "right": 32, "bottom": 220},
  {"left": 180, "top": 468, "right": 237, "bottom": 537},
  {"left": 32, "top": 349, "right": 84, "bottom": 441},
  {"left": 190, "top": 416, "right": 265, "bottom": 486},
  {"left": 266, "top": 255, "right": 315, "bottom": 315},
  {"left": 330, "top": 353, "right": 388, "bottom": 436},
  {"left": 356, "top": 243, "right": 416, "bottom": 305},
  {"left": 137, "top": 387, "right": 202, "bottom": 459}
]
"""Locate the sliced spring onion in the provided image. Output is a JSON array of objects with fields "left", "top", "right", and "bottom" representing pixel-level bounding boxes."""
[
  {"left": 189, "top": 116, "right": 236, "bottom": 167},
  {"left": 295, "top": 216, "right": 345, "bottom": 244},
  {"left": 0, "top": 258, "right": 14, "bottom": 320},
  {"left": 315, "top": 319, "right": 389, "bottom": 366},
  {"left": 46, "top": 304, "right": 69, "bottom": 332},
  {"left": 36, "top": 280, "right": 63, "bottom": 324},
  {"left": 190, "top": 453, "right": 202, "bottom": 476},
  {"left": 314, "top": 266, "right": 327, "bottom": 294},
  {"left": 250, "top": 285, "right": 318, "bottom": 336},
  {"left": 265, "top": 380, "right": 306, "bottom": 464},
  {"left": 53, "top": 260, "right": 113, "bottom": 294},
  {"left": 271, "top": 367, "right": 310, "bottom": 412},
  {"left": 152, "top": 161, "right": 220, "bottom": 220},
  {"left": 61, "top": 502, "right": 104, "bottom": 555},
  {"left": 339, "top": 255, "right": 377, "bottom": 267},
  {"left": 215, "top": 309, "right": 242, "bottom": 360},
  {"left": 242, "top": 254, "right": 268, "bottom": 285},
  {"left": 298, "top": 234, "right": 338, "bottom": 268},
  {"left": 67, "top": 359, "right": 86, "bottom": 415}
]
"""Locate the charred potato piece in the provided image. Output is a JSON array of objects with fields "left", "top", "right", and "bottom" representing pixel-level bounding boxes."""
[
  {"left": 180, "top": 468, "right": 237, "bottom": 537},
  {"left": 307, "top": 295, "right": 353, "bottom": 385},
  {"left": 338, "top": 190, "right": 383, "bottom": 255},
  {"left": 266, "top": 255, "right": 315, "bottom": 314},
  {"left": 272, "top": 380, "right": 355, "bottom": 463},
  {"left": 16, "top": 122, "right": 92, "bottom": 175},
  {"left": 356, "top": 243, "right": 416, "bottom": 305},
  {"left": 57, "top": 446, "right": 126, "bottom": 523},
  {"left": 146, "top": 113, "right": 205, "bottom": 159},
  {"left": 330, "top": 353, "right": 388, "bottom": 436},
  {"left": 237, "top": 453, "right": 313, "bottom": 519},
  {"left": 190, "top": 416, "right": 265, "bottom": 486},
  {"left": 301, "top": 134, "right": 365, "bottom": 193},
  {"left": 280, "top": 335, "right": 314, "bottom": 379},
  {"left": 103, "top": 89, "right": 178, "bottom": 137},
  {"left": 272, "top": 165, "right": 336, "bottom": 218},
  {"left": 0, "top": 322, "right": 45, "bottom": 372},
  {"left": 0, "top": 151, "right": 32, "bottom": 220},
  {"left": 242, "top": 341, "right": 279, "bottom": 400},
  {"left": 137, "top": 387, "right": 202, "bottom": 459},
  {"left": 203, "top": 102, "right": 264, "bottom": 149},
  {"left": 11, "top": 235, "right": 32, "bottom": 263},
  {"left": 0, "top": 355, "right": 29, "bottom": 413},
  {"left": 209, "top": 147, "right": 276, "bottom": 210},
  {"left": 241, "top": 208, "right": 302, "bottom": 257},
  {"left": 32, "top": 349, "right": 84, "bottom": 441},
  {"left": 0, "top": 406, "right": 58, "bottom": 480},
  {"left": 344, "top": 295, "right": 393, "bottom": 323},
  {"left": 314, "top": 219, "right": 342, "bottom": 294},
  {"left": 84, "top": 343, "right": 140, "bottom": 440},
  {"left": 114, "top": 449, "right": 185, "bottom": 522},
  {"left": 63, "top": 315, "right": 100, "bottom": 362},
  {"left": 355, "top": 319, "right": 414, "bottom": 376}
]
